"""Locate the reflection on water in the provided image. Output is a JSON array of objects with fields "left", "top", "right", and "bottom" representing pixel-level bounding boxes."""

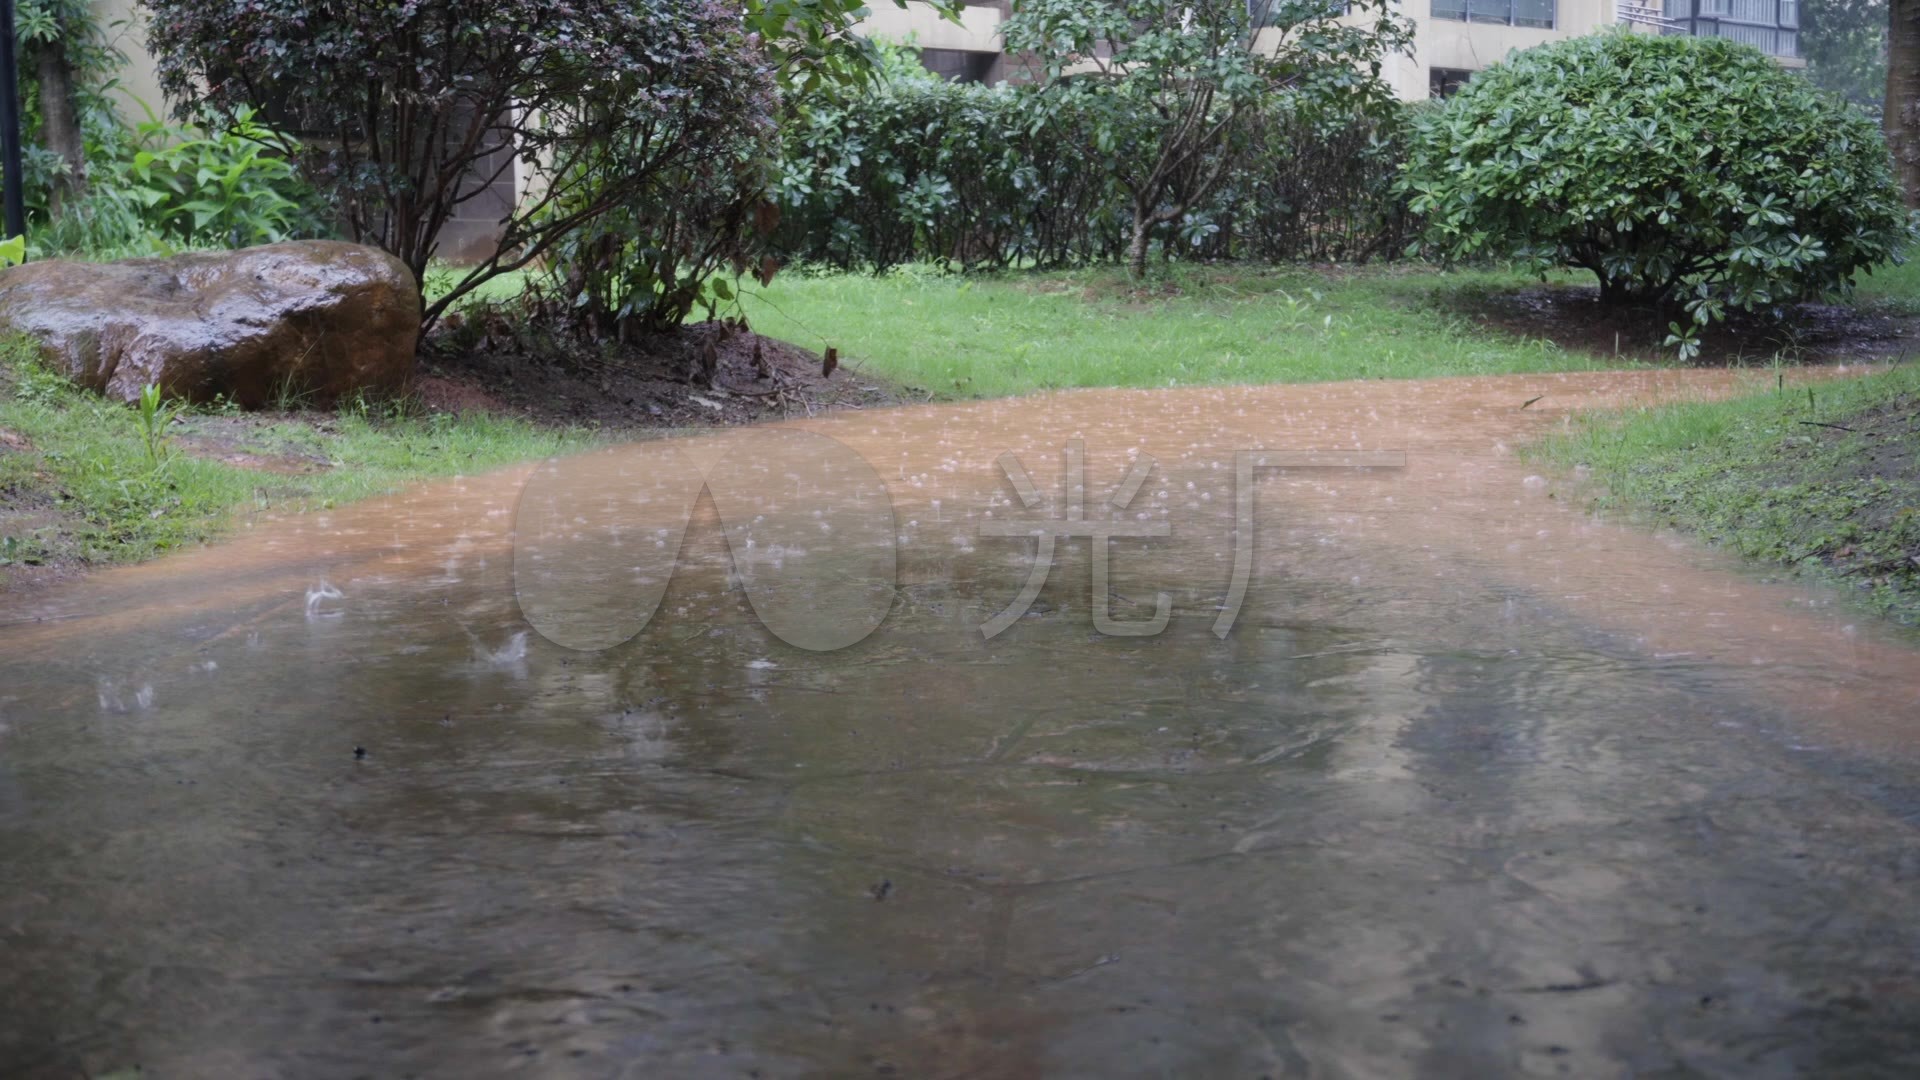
[{"left": 3, "top": 370, "right": 1919, "bottom": 1076}]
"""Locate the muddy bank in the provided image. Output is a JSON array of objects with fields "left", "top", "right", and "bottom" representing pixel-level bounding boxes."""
[{"left": 1535, "top": 365, "right": 1920, "bottom": 625}]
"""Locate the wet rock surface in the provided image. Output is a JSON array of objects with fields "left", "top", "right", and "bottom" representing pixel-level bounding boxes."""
[{"left": 0, "top": 241, "right": 419, "bottom": 406}]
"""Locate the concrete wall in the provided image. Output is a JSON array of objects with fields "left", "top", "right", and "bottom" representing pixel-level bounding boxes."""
[
  {"left": 92, "top": 0, "right": 169, "bottom": 124},
  {"left": 859, "top": 0, "right": 1039, "bottom": 83},
  {"left": 859, "top": 1, "right": 1005, "bottom": 54},
  {"left": 1391, "top": 1, "right": 1621, "bottom": 100}
]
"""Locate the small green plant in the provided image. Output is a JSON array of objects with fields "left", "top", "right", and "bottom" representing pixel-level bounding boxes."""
[
  {"left": 0, "top": 234, "right": 24, "bottom": 267},
  {"left": 270, "top": 371, "right": 318, "bottom": 413},
  {"left": 136, "top": 383, "right": 175, "bottom": 466},
  {"left": 0, "top": 534, "right": 46, "bottom": 567},
  {"left": 25, "top": 102, "right": 325, "bottom": 259},
  {"left": 198, "top": 393, "right": 243, "bottom": 416},
  {"left": 122, "top": 107, "right": 322, "bottom": 245}
]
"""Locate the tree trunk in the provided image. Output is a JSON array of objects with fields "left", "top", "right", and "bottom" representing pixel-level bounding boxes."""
[
  {"left": 1127, "top": 204, "right": 1152, "bottom": 279},
  {"left": 35, "top": 38, "right": 87, "bottom": 218},
  {"left": 1887, "top": 0, "right": 1920, "bottom": 206}
]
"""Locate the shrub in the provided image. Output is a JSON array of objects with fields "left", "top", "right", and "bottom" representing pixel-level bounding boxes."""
[
  {"left": 1004, "top": 0, "right": 1410, "bottom": 277},
  {"left": 14, "top": 0, "right": 127, "bottom": 217},
  {"left": 30, "top": 107, "right": 325, "bottom": 257},
  {"left": 533, "top": 8, "right": 942, "bottom": 338},
  {"left": 774, "top": 79, "right": 1410, "bottom": 271},
  {"left": 145, "top": 0, "right": 775, "bottom": 327},
  {"left": 1400, "top": 31, "right": 1914, "bottom": 354},
  {"left": 116, "top": 108, "right": 323, "bottom": 246},
  {"left": 546, "top": 107, "right": 780, "bottom": 337},
  {"left": 1200, "top": 95, "right": 1414, "bottom": 264},
  {"left": 774, "top": 80, "right": 1127, "bottom": 270}
]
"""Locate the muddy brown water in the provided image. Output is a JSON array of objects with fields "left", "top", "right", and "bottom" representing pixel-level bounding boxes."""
[{"left": 3, "top": 370, "right": 1919, "bottom": 1077}]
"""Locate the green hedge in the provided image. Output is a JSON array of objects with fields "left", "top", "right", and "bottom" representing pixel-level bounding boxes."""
[{"left": 773, "top": 80, "right": 1412, "bottom": 271}]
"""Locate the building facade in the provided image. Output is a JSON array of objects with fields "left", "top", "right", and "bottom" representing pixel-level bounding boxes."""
[
  {"left": 864, "top": 0, "right": 1805, "bottom": 97},
  {"left": 859, "top": 0, "right": 1025, "bottom": 84},
  {"left": 1396, "top": 0, "right": 1802, "bottom": 101}
]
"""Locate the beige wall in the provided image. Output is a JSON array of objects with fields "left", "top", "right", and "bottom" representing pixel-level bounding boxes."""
[
  {"left": 858, "top": 1, "right": 1004, "bottom": 54},
  {"left": 1393, "top": 1, "right": 1620, "bottom": 100},
  {"left": 92, "top": 0, "right": 169, "bottom": 124},
  {"left": 1257, "top": 1, "right": 1623, "bottom": 101}
]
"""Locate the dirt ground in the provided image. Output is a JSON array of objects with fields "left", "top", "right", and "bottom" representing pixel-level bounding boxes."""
[
  {"left": 415, "top": 317, "right": 903, "bottom": 428},
  {"left": 4, "top": 295, "right": 1913, "bottom": 599},
  {"left": 1460, "top": 284, "right": 1918, "bottom": 366}
]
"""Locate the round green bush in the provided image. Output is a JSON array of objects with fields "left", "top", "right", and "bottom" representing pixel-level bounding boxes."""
[{"left": 1399, "top": 31, "right": 1914, "bottom": 342}]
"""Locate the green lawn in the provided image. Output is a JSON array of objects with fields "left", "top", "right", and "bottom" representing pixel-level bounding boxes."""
[
  {"left": 1853, "top": 256, "right": 1920, "bottom": 313},
  {"left": 1519, "top": 259, "right": 1920, "bottom": 625},
  {"left": 740, "top": 263, "right": 1603, "bottom": 398},
  {"left": 1528, "top": 362, "right": 1920, "bottom": 625}
]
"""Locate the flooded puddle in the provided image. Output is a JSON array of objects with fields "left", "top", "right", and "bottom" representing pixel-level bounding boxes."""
[{"left": 3, "top": 370, "right": 1919, "bottom": 1075}]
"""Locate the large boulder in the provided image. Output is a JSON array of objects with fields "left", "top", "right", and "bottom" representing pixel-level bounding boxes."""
[{"left": 0, "top": 241, "right": 420, "bottom": 407}]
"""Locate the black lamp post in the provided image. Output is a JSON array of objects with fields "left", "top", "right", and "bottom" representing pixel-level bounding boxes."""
[{"left": 0, "top": 0, "right": 26, "bottom": 243}]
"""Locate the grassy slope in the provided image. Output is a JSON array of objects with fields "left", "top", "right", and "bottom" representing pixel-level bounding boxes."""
[
  {"left": 1530, "top": 363, "right": 1920, "bottom": 624},
  {"left": 1853, "top": 256, "right": 1920, "bottom": 314},
  {"left": 744, "top": 264, "right": 1600, "bottom": 398},
  {"left": 0, "top": 338, "right": 593, "bottom": 581},
  {"left": 1523, "top": 261, "right": 1920, "bottom": 625}
]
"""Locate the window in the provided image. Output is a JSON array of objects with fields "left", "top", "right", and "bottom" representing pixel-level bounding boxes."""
[
  {"left": 1432, "top": 0, "right": 1554, "bottom": 28},
  {"left": 1430, "top": 68, "right": 1474, "bottom": 98}
]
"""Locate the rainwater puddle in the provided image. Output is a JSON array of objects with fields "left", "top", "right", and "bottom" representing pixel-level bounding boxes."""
[{"left": 2, "top": 370, "right": 1917, "bottom": 1076}]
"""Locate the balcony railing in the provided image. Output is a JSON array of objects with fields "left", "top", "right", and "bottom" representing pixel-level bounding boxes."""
[
  {"left": 1699, "top": 0, "right": 1778, "bottom": 21},
  {"left": 1661, "top": 0, "right": 1800, "bottom": 56},
  {"left": 1704, "top": 20, "right": 1798, "bottom": 55},
  {"left": 1687, "top": 0, "right": 1799, "bottom": 24}
]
